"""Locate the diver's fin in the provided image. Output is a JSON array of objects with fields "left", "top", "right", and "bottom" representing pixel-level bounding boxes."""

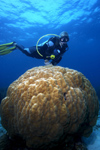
[
  {"left": 0, "top": 42, "right": 16, "bottom": 55},
  {"left": 0, "top": 42, "right": 14, "bottom": 48}
]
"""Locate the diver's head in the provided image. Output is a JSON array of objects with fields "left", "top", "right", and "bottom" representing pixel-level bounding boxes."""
[
  {"left": 59, "top": 31, "right": 69, "bottom": 47},
  {"left": 59, "top": 31, "right": 69, "bottom": 42}
]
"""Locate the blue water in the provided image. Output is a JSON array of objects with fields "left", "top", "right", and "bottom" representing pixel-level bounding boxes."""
[
  {"left": 0, "top": 0, "right": 100, "bottom": 94},
  {"left": 0, "top": 1, "right": 100, "bottom": 149}
]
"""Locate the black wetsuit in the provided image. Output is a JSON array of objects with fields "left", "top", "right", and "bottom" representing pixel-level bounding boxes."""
[{"left": 16, "top": 37, "right": 69, "bottom": 65}]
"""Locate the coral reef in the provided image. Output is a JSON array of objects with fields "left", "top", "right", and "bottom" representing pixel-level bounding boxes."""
[{"left": 0, "top": 66, "right": 99, "bottom": 149}]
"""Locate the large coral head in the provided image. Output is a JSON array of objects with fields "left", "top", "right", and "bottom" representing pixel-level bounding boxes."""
[{"left": 0, "top": 66, "right": 99, "bottom": 149}]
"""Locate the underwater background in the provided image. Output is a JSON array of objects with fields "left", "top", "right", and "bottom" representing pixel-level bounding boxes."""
[{"left": 0, "top": 0, "right": 100, "bottom": 149}]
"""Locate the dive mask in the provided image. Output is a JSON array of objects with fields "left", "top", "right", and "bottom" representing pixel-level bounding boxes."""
[{"left": 60, "top": 36, "right": 69, "bottom": 42}]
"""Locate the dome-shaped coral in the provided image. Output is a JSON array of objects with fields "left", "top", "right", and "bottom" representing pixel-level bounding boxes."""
[{"left": 0, "top": 66, "right": 99, "bottom": 149}]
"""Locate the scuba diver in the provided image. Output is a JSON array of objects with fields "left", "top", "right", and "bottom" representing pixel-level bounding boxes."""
[{"left": 0, "top": 31, "right": 69, "bottom": 65}]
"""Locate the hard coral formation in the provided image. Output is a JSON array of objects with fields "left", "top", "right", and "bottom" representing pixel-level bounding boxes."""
[{"left": 0, "top": 66, "right": 99, "bottom": 149}]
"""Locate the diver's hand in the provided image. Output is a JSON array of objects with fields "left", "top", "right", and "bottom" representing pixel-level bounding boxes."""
[{"left": 44, "top": 59, "right": 51, "bottom": 66}]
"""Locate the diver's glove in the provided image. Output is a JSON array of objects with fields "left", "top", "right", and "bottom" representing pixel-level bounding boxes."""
[{"left": 44, "top": 59, "right": 51, "bottom": 66}]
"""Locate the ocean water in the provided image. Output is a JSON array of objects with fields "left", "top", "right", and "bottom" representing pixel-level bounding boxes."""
[{"left": 0, "top": 0, "right": 100, "bottom": 149}]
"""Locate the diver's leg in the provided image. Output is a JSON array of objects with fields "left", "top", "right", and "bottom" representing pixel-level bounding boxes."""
[
  {"left": 29, "top": 46, "right": 43, "bottom": 58},
  {"left": 15, "top": 44, "right": 43, "bottom": 59},
  {"left": 29, "top": 46, "right": 37, "bottom": 54},
  {"left": 15, "top": 44, "right": 34, "bottom": 57}
]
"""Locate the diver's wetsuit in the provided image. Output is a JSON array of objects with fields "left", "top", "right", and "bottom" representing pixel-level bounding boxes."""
[{"left": 16, "top": 37, "right": 69, "bottom": 65}]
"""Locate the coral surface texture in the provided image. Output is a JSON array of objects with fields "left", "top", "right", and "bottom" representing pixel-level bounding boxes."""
[{"left": 0, "top": 66, "right": 99, "bottom": 149}]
